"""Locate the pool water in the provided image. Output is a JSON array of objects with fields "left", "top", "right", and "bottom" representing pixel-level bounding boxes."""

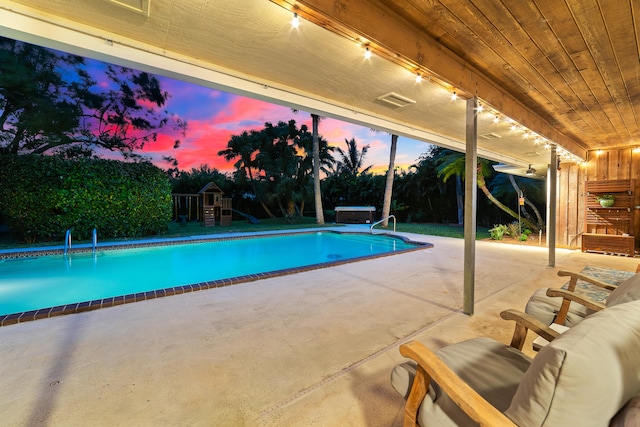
[{"left": 0, "top": 231, "right": 429, "bottom": 318}]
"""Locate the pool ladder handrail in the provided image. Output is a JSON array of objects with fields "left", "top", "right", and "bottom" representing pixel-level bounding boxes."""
[
  {"left": 63, "top": 228, "right": 72, "bottom": 256},
  {"left": 92, "top": 228, "right": 98, "bottom": 254},
  {"left": 370, "top": 215, "right": 396, "bottom": 234}
]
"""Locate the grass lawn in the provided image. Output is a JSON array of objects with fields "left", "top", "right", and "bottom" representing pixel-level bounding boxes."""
[{"left": 0, "top": 217, "right": 491, "bottom": 250}]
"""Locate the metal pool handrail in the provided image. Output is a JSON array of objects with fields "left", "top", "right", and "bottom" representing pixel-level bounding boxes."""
[
  {"left": 63, "top": 229, "right": 72, "bottom": 256},
  {"left": 370, "top": 215, "right": 396, "bottom": 234}
]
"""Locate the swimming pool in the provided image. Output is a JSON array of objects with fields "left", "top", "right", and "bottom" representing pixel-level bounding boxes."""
[{"left": 0, "top": 231, "right": 431, "bottom": 325}]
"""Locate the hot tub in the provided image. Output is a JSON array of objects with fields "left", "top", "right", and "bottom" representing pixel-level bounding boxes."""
[{"left": 335, "top": 206, "right": 376, "bottom": 224}]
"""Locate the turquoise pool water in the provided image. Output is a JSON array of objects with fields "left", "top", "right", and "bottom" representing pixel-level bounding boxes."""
[{"left": 0, "top": 231, "right": 428, "bottom": 318}]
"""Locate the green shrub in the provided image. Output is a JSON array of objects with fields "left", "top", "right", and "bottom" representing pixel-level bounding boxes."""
[
  {"left": 0, "top": 155, "right": 171, "bottom": 242},
  {"left": 489, "top": 224, "right": 508, "bottom": 240}
]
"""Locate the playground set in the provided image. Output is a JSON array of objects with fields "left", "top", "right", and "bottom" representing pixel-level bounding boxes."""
[{"left": 171, "top": 182, "right": 232, "bottom": 226}]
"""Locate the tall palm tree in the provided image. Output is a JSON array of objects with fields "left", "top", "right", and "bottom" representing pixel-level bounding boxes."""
[
  {"left": 436, "top": 149, "right": 539, "bottom": 231},
  {"left": 335, "top": 138, "right": 372, "bottom": 176},
  {"left": 381, "top": 134, "right": 398, "bottom": 226},
  {"left": 292, "top": 109, "right": 329, "bottom": 225},
  {"left": 311, "top": 114, "right": 325, "bottom": 225}
]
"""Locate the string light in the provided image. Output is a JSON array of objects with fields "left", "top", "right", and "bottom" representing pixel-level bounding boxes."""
[{"left": 281, "top": 8, "right": 585, "bottom": 163}]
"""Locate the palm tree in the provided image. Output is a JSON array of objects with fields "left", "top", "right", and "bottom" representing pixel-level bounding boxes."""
[
  {"left": 218, "top": 131, "right": 256, "bottom": 182},
  {"left": 335, "top": 138, "right": 372, "bottom": 176},
  {"left": 436, "top": 149, "right": 539, "bottom": 231},
  {"left": 292, "top": 110, "right": 331, "bottom": 225},
  {"left": 380, "top": 134, "right": 398, "bottom": 227},
  {"left": 311, "top": 114, "right": 325, "bottom": 225},
  {"left": 218, "top": 130, "right": 276, "bottom": 217},
  {"left": 490, "top": 173, "right": 545, "bottom": 229}
]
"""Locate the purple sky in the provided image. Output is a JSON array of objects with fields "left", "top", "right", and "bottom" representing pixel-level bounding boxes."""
[{"left": 133, "top": 75, "right": 432, "bottom": 175}]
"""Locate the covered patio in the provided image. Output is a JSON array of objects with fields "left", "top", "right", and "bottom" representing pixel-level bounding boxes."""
[
  {"left": 0, "top": 0, "right": 639, "bottom": 425},
  {"left": 1, "top": 231, "right": 638, "bottom": 425}
]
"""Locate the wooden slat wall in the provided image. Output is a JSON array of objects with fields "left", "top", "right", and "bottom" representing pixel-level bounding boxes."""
[
  {"left": 556, "top": 148, "right": 640, "bottom": 250},
  {"left": 556, "top": 162, "right": 585, "bottom": 248}
]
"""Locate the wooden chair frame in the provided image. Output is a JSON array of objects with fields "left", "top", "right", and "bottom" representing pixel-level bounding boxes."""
[
  {"left": 399, "top": 310, "right": 559, "bottom": 427},
  {"left": 550, "top": 265, "right": 640, "bottom": 325},
  {"left": 550, "top": 270, "right": 615, "bottom": 324}
]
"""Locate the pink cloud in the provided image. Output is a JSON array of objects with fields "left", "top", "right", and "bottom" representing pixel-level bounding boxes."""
[{"left": 139, "top": 89, "right": 431, "bottom": 174}]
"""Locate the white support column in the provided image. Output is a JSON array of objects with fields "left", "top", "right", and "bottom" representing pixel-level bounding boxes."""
[{"left": 464, "top": 97, "right": 478, "bottom": 316}]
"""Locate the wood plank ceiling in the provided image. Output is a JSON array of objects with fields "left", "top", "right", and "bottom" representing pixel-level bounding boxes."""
[{"left": 285, "top": 0, "right": 640, "bottom": 151}]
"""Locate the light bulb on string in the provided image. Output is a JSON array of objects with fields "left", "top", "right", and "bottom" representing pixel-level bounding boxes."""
[
  {"left": 291, "top": 12, "right": 299, "bottom": 28},
  {"left": 451, "top": 91, "right": 457, "bottom": 101},
  {"left": 364, "top": 47, "right": 371, "bottom": 59}
]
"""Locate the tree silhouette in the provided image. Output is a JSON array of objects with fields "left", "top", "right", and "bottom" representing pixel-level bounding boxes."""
[
  {"left": 436, "top": 149, "right": 539, "bottom": 231},
  {"left": 334, "top": 137, "right": 371, "bottom": 176},
  {"left": 0, "top": 37, "right": 186, "bottom": 159},
  {"left": 220, "top": 119, "right": 332, "bottom": 220}
]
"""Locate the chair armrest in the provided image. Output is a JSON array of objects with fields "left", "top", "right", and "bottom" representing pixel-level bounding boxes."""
[
  {"left": 399, "top": 341, "right": 516, "bottom": 427},
  {"left": 546, "top": 288, "right": 606, "bottom": 313},
  {"left": 557, "top": 270, "right": 617, "bottom": 291},
  {"left": 500, "top": 309, "right": 560, "bottom": 350},
  {"left": 554, "top": 270, "right": 613, "bottom": 325}
]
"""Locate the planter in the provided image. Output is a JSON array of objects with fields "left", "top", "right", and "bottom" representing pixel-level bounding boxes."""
[{"left": 599, "top": 197, "right": 615, "bottom": 208}]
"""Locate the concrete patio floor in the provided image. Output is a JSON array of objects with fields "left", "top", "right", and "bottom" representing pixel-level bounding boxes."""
[{"left": 1, "top": 231, "right": 638, "bottom": 426}]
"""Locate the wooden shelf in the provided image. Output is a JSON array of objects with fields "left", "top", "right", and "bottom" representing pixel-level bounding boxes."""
[
  {"left": 583, "top": 180, "right": 636, "bottom": 257},
  {"left": 582, "top": 233, "right": 635, "bottom": 257}
]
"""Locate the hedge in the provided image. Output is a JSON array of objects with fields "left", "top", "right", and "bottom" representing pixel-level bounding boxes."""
[{"left": 0, "top": 155, "right": 172, "bottom": 242}]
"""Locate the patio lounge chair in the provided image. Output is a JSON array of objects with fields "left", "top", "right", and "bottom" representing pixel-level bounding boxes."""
[
  {"left": 525, "top": 266, "right": 640, "bottom": 327},
  {"left": 391, "top": 299, "right": 640, "bottom": 427}
]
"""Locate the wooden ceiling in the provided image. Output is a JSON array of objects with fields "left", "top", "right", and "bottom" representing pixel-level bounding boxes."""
[
  {"left": 0, "top": 0, "right": 637, "bottom": 173},
  {"left": 285, "top": 0, "right": 640, "bottom": 151},
  {"left": 399, "top": 0, "right": 640, "bottom": 149}
]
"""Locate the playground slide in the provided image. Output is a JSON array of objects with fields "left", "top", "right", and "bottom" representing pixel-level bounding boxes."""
[{"left": 232, "top": 209, "right": 260, "bottom": 224}]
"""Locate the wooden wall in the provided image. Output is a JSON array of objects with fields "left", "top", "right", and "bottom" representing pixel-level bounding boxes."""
[{"left": 556, "top": 148, "right": 640, "bottom": 250}]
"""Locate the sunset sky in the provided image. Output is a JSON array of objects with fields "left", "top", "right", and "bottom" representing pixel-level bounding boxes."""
[{"left": 131, "top": 73, "right": 433, "bottom": 175}]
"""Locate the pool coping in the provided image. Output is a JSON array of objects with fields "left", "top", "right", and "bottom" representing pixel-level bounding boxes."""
[{"left": 0, "top": 230, "right": 433, "bottom": 327}]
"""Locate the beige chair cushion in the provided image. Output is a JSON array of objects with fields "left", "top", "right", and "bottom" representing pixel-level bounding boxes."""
[
  {"left": 606, "top": 273, "right": 640, "bottom": 307},
  {"left": 505, "top": 300, "right": 640, "bottom": 426},
  {"left": 525, "top": 287, "right": 592, "bottom": 326},
  {"left": 391, "top": 337, "right": 531, "bottom": 427}
]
